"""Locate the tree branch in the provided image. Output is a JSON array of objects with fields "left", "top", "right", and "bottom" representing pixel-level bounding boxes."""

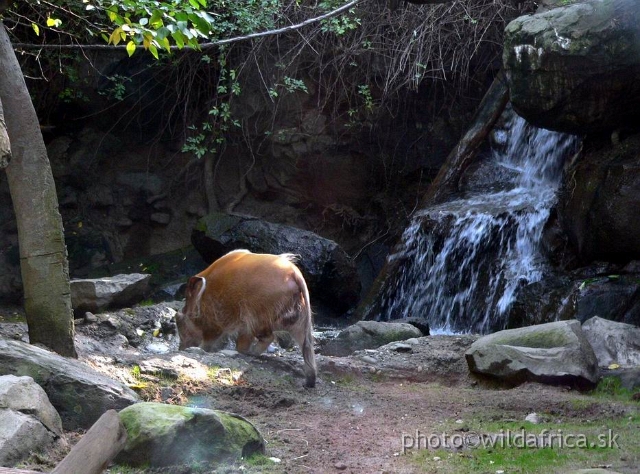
[{"left": 12, "top": 0, "right": 366, "bottom": 52}]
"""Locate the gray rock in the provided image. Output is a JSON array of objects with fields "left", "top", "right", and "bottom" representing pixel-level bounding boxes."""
[
  {"left": 116, "top": 402, "right": 265, "bottom": 467},
  {"left": 117, "top": 172, "right": 164, "bottom": 195},
  {"left": 524, "top": 412, "right": 540, "bottom": 424},
  {"left": 150, "top": 212, "right": 171, "bottom": 225},
  {"left": 504, "top": 0, "right": 640, "bottom": 134},
  {"left": 322, "top": 321, "right": 423, "bottom": 357},
  {"left": 465, "top": 320, "right": 599, "bottom": 390},
  {"left": 0, "top": 409, "right": 55, "bottom": 465},
  {"left": 0, "top": 338, "right": 138, "bottom": 430},
  {"left": 0, "top": 375, "right": 62, "bottom": 436},
  {"left": 388, "top": 342, "right": 413, "bottom": 353},
  {"left": 70, "top": 273, "right": 151, "bottom": 314},
  {"left": 0, "top": 375, "right": 64, "bottom": 466},
  {"left": 582, "top": 316, "right": 640, "bottom": 367},
  {"left": 191, "top": 212, "right": 361, "bottom": 314},
  {"left": 558, "top": 134, "right": 640, "bottom": 264}
]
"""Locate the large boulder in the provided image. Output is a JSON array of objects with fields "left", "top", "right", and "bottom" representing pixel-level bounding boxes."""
[
  {"left": 191, "top": 213, "right": 361, "bottom": 314},
  {"left": 558, "top": 134, "right": 640, "bottom": 263},
  {"left": 0, "top": 375, "right": 63, "bottom": 466},
  {"left": 582, "top": 316, "right": 640, "bottom": 367},
  {"left": 116, "top": 402, "right": 264, "bottom": 467},
  {"left": 321, "top": 321, "right": 423, "bottom": 357},
  {"left": 70, "top": 273, "right": 151, "bottom": 314},
  {"left": 465, "top": 320, "right": 599, "bottom": 389},
  {"left": 0, "top": 339, "right": 138, "bottom": 430},
  {"left": 504, "top": 0, "right": 640, "bottom": 134}
]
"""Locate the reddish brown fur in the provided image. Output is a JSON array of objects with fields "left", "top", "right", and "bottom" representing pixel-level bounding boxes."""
[{"left": 176, "top": 249, "right": 317, "bottom": 387}]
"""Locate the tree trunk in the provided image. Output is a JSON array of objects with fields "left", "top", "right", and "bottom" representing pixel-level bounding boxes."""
[
  {"left": 0, "top": 22, "right": 76, "bottom": 357},
  {"left": 420, "top": 70, "right": 509, "bottom": 206}
]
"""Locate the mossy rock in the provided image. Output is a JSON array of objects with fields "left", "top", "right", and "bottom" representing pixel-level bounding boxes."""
[
  {"left": 465, "top": 320, "right": 599, "bottom": 390},
  {"left": 116, "top": 402, "right": 265, "bottom": 467}
]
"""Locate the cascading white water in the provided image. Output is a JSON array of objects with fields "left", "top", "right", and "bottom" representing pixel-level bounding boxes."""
[{"left": 382, "top": 109, "right": 578, "bottom": 334}]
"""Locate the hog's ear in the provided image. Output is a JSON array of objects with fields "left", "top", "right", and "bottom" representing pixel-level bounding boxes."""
[{"left": 186, "top": 276, "right": 205, "bottom": 299}]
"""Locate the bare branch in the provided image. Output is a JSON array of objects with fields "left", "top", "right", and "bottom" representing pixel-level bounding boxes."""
[{"left": 12, "top": 0, "right": 366, "bottom": 52}]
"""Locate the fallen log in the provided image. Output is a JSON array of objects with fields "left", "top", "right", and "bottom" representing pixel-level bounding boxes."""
[
  {"left": 52, "top": 410, "right": 127, "bottom": 474},
  {"left": 421, "top": 69, "right": 509, "bottom": 206},
  {"left": 0, "top": 410, "right": 128, "bottom": 474}
]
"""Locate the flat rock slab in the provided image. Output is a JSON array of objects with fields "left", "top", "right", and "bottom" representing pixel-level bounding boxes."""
[
  {"left": 71, "top": 273, "right": 151, "bottom": 314},
  {"left": 465, "top": 320, "right": 599, "bottom": 390},
  {"left": 322, "top": 321, "right": 423, "bottom": 357},
  {"left": 0, "top": 338, "right": 138, "bottom": 430}
]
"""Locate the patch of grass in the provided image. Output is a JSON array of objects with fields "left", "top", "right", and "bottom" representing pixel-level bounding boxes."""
[
  {"left": 334, "top": 373, "right": 357, "bottom": 386},
  {"left": 591, "top": 376, "right": 634, "bottom": 401},
  {"left": 243, "top": 453, "right": 279, "bottom": 468},
  {"left": 408, "top": 414, "right": 640, "bottom": 473},
  {"left": 567, "top": 397, "right": 597, "bottom": 411},
  {"left": 138, "top": 298, "right": 155, "bottom": 307}
]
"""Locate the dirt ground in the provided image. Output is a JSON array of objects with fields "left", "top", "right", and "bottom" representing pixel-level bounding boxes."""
[{"left": 1, "top": 303, "right": 638, "bottom": 474}]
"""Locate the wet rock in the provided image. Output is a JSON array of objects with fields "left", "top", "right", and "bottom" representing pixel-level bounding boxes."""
[
  {"left": 116, "top": 402, "right": 265, "bottom": 467},
  {"left": 465, "top": 320, "right": 599, "bottom": 390},
  {"left": 191, "top": 212, "right": 360, "bottom": 314},
  {"left": 70, "top": 273, "right": 151, "bottom": 314},
  {"left": 558, "top": 133, "right": 640, "bottom": 264},
  {"left": 322, "top": 321, "right": 423, "bottom": 357},
  {"left": 0, "top": 339, "right": 138, "bottom": 430},
  {"left": 563, "top": 274, "right": 640, "bottom": 326},
  {"left": 504, "top": 0, "right": 640, "bottom": 134},
  {"left": 582, "top": 317, "right": 640, "bottom": 367},
  {"left": 403, "top": 317, "right": 430, "bottom": 335}
]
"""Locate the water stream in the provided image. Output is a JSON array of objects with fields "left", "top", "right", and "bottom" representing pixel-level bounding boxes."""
[{"left": 382, "top": 110, "right": 578, "bottom": 333}]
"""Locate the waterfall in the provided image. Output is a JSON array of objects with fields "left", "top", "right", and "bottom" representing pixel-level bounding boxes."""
[{"left": 382, "top": 109, "right": 578, "bottom": 334}]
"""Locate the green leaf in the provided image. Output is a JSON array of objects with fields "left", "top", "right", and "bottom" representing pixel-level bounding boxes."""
[
  {"left": 108, "top": 27, "right": 123, "bottom": 46},
  {"left": 172, "top": 31, "right": 186, "bottom": 49},
  {"left": 126, "top": 41, "right": 136, "bottom": 57},
  {"left": 148, "top": 43, "right": 159, "bottom": 59},
  {"left": 46, "top": 17, "right": 62, "bottom": 28},
  {"left": 158, "top": 36, "right": 171, "bottom": 53},
  {"left": 188, "top": 13, "right": 211, "bottom": 35},
  {"left": 31, "top": 23, "right": 40, "bottom": 36},
  {"left": 149, "top": 10, "right": 164, "bottom": 28}
]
